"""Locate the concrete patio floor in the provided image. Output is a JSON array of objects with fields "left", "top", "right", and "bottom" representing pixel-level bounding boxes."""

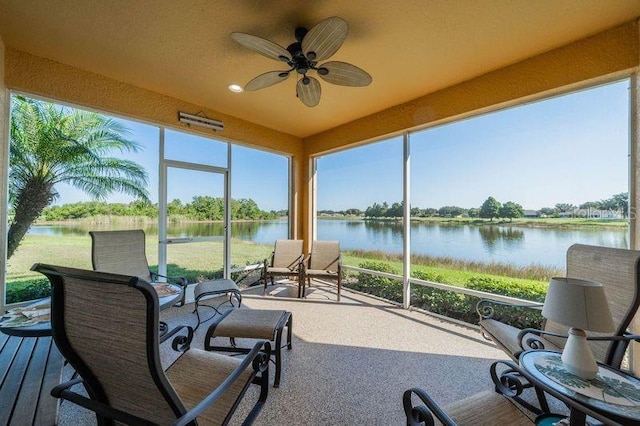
[{"left": 59, "top": 281, "right": 509, "bottom": 425}]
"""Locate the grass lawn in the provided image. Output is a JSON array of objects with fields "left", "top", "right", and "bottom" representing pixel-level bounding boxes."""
[{"left": 8, "top": 234, "right": 548, "bottom": 286}]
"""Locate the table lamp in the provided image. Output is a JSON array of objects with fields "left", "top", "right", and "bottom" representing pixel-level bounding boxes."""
[{"left": 541, "top": 277, "right": 615, "bottom": 380}]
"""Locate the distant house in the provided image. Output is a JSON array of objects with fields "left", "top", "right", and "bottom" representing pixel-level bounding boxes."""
[{"left": 523, "top": 210, "right": 539, "bottom": 218}]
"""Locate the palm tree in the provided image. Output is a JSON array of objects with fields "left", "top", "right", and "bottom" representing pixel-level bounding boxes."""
[{"left": 8, "top": 96, "right": 150, "bottom": 258}]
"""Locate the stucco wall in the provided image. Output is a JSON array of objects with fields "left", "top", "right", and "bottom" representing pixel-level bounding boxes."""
[{"left": 303, "top": 20, "right": 640, "bottom": 156}]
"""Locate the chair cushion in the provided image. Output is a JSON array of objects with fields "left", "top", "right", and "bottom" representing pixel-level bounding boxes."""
[
  {"left": 480, "top": 319, "right": 561, "bottom": 360},
  {"left": 212, "top": 309, "right": 288, "bottom": 340},
  {"left": 166, "top": 349, "right": 254, "bottom": 425},
  {"left": 445, "top": 391, "right": 534, "bottom": 425},
  {"left": 305, "top": 268, "right": 338, "bottom": 277},
  {"left": 266, "top": 267, "right": 299, "bottom": 274}
]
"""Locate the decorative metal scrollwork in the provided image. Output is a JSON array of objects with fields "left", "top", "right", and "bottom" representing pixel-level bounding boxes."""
[
  {"left": 476, "top": 300, "right": 496, "bottom": 319},
  {"left": 402, "top": 387, "right": 456, "bottom": 426},
  {"left": 523, "top": 336, "right": 546, "bottom": 350},
  {"left": 491, "top": 362, "right": 526, "bottom": 398},
  {"left": 167, "top": 325, "right": 194, "bottom": 352},
  {"left": 252, "top": 341, "right": 272, "bottom": 373}
]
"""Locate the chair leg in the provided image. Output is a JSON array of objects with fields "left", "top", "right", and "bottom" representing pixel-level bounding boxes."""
[
  {"left": 274, "top": 328, "right": 283, "bottom": 387},
  {"left": 337, "top": 276, "right": 341, "bottom": 302}
]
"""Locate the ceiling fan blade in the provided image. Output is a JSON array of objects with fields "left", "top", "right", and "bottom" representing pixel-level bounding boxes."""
[
  {"left": 317, "top": 61, "right": 372, "bottom": 87},
  {"left": 231, "top": 32, "right": 292, "bottom": 62},
  {"left": 244, "top": 70, "right": 291, "bottom": 91},
  {"left": 302, "top": 17, "right": 348, "bottom": 62},
  {"left": 296, "top": 76, "right": 321, "bottom": 107}
]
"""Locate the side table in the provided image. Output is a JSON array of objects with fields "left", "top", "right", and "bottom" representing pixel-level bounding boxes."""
[{"left": 520, "top": 350, "right": 640, "bottom": 425}]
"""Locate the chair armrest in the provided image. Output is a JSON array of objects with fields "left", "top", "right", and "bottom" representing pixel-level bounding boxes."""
[
  {"left": 403, "top": 387, "right": 456, "bottom": 426},
  {"left": 151, "top": 271, "right": 188, "bottom": 286},
  {"left": 53, "top": 341, "right": 271, "bottom": 425},
  {"left": 476, "top": 298, "right": 543, "bottom": 320},
  {"left": 173, "top": 340, "right": 271, "bottom": 426},
  {"left": 159, "top": 324, "right": 194, "bottom": 352},
  {"left": 265, "top": 252, "right": 275, "bottom": 267}
]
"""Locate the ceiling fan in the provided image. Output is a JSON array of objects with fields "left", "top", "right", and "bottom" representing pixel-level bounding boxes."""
[{"left": 231, "top": 16, "right": 372, "bottom": 107}]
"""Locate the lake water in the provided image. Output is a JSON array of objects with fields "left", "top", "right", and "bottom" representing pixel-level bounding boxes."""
[{"left": 28, "top": 219, "right": 628, "bottom": 268}]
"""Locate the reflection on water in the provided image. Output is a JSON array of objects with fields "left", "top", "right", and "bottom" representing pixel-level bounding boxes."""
[
  {"left": 478, "top": 226, "right": 525, "bottom": 251},
  {"left": 29, "top": 221, "right": 289, "bottom": 244},
  {"left": 29, "top": 219, "right": 628, "bottom": 268}
]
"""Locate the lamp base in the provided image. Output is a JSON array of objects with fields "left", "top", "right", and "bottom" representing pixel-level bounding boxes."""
[{"left": 561, "top": 328, "right": 598, "bottom": 380}]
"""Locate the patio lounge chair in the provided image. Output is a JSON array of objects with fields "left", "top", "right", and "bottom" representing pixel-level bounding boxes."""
[
  {"left": 262, "top": 239, "right": 304, "bottom": 297},
  {"left": 90, "top": 229, "right": 188, "bottom": 306},
  {"left": 303, "top": 240, "right": 342, "bottom": 301},
  {"left": 32, "top": 263, "right": 270, "bottom": 425},
  {"left": 477, "top": 243, "right": 640, "bottom": 369}
]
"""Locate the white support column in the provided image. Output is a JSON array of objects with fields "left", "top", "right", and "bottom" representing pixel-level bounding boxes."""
[
  {"left": 158, "top": 128, "right": 167, "bottom": 277},
  {"left": 631, "top": 73, "right": 640, "bottom": 251},
  {"left": 631, "top": 73, "right": 640, "bottom": 374},
  {"left": 311, "top": 157, "right": 318, "bottom": 242},
  {"left": 224, "top": 143, "right": 231, "bottom": 278},
  {"left": 403, "top": 132, "right": 411, "bottom": 309}
]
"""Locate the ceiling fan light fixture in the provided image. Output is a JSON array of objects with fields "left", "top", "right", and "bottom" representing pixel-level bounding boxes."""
[
  {"left": 232, "top": 16, "right": 371, "bottom": 107},
  {"left": 228, "top": 84, "right": 243, "bottom": 93}
]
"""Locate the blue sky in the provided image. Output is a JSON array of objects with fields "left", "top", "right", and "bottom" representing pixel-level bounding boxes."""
[
  {"left": 54, "top": 122, "right": 290, "bottom": 212},
  {"left": 52, "top": 79, "right": 628, "bottom": 213},
  {"left": 317, "top": 79, "right": 629, "bottom": 211}
]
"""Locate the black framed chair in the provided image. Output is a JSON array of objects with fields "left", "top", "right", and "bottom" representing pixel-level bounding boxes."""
[
  {"left": 477, "top": 244, "right": 640, "bottom": 369},
  {"left": 403, "top": 359, "right": 619, "bottom": 426},
  {"left": 90, "top": 229, "right": 188, "bottom": 306},
  {"left": 303, "top": 240, "right": 342, "bottom": 301},
  {"left": 262, "top": 239, "right": 304, "bottom": 297},
  {"left": 33, "top": 263, "right": 270, "bottom": 425}
]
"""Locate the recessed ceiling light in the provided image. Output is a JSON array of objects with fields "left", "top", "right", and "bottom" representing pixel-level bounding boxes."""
[{"left": 228, "top": 84, "right": 243, "bottom": 93}]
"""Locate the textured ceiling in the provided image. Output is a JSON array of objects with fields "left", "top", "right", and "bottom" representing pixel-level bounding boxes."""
[{"left": 1, "top": 0, "right": 640, "bottom": 138}]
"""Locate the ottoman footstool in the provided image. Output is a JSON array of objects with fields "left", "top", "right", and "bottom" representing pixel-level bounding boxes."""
[{"left": 204, "top": 309, "right": 292, "bottom": 387}]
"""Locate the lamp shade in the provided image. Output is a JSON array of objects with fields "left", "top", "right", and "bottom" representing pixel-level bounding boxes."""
[{"left": 542, "top": 277, "right": 615, "bottom": 333}]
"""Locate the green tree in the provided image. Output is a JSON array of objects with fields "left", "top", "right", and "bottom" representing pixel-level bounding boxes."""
[
  {"left": 8, "top": 97, "right": 149, "bottom": 258},
  {"left": 467, "top": 207, "right": 480, "bottom": 218},
  {"left": 479, "top": 197, "right": 501, "bottom": 221},
  {"left": 609, "top": 192, "right": 629, "bottom": 218},
  {"left": 438, "top": 206, "right": 466, "bottom": 217},
  {"left": 538, "top": 207, "right": 556, "bottom": 217},
  {"left": 499, "top": 201, "right": 524, "bottom": 222},
  {"left": 554, "top": 203, "right": 576, "bottom": 214}
]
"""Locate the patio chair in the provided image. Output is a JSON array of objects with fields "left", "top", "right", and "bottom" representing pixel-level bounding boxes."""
[
  {"left": 403, "top": 359, "right": 617, "bottom": 426},
  {"left": 303, "top": 240, "right": 342, "bottom": 301},
  {"left": 32, "top": 263, "right": 270, "bottom": 425},
  {"left": 262, "top": 239, "right": 304, "bottom": 297},
  {"left": 477, "top": 243, "right": 640, "bottom": 369},
  {"left": 90, "top": 229, "right": 188, "bottom": 306}
]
